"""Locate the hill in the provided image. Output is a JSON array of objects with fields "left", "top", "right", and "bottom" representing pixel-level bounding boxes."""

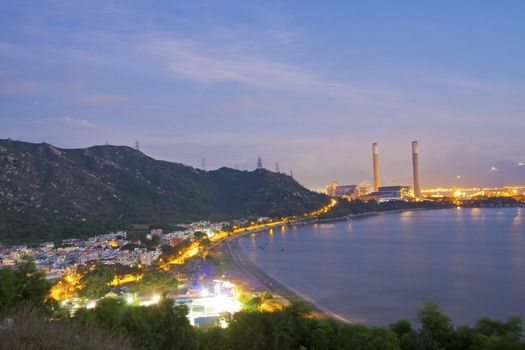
[{"left": 0, "top": 139, "right": 328, "bottom": 243}]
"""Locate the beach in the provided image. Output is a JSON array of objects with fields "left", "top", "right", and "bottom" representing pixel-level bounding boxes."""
[{"left": 216, "top": 231, "right": 353, "bottom": 323}]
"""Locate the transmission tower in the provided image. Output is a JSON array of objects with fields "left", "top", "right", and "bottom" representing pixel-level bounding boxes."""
[
  {"left": 201, "top": 158, "right": 207, "bottom": 171},
  {"left": 290, "top": 169, "right": 294, "bottom": 178},
  {"left": 275, "top": 161, "right": 280, "bottom": 173},
  {"left": 134, "top": 140, "right": 140, "bottom": 151},
  {"left": 256, "top": 157, "right": 263, "bottom": 170}
]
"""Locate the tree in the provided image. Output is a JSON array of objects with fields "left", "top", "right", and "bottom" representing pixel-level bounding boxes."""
[
  {"left": 92, "top": 297, "right": 128, "bottom": 331},
  {"left": 0, "top": 260, "right": 51, "bottom": 311},
  {"left": 0, "top": 268, "right": 17, "bottom": 311},
  {"left": 390, "top": 319, "right": 417, "bottom": 350},
  {"left": 311, "top": 319, "right": 337, "bottom": 350},
  {"left": 13, "top": 259, "right": 52, "bottom": 308},
  {"left": 130, "top": 270, "right": 177, "bottom": 296},
  {"left": 194, "top": 231, "right": 207, "bottom": 240},
  {"left": 416, "top": 300, "right": 454, "bottom": 349},
  {"left": 271, "top": 303, "right": 313, "bottom": 350},
  {"left": 475, "top": 316, "right": 524, "bottom": 341},
  {"left": 79, "top": 265, "right": 116, "bottom": 299},
  {"left": 158, "top": 300, "right": 194, "bottom": 350},
  {"left": 366, "top": 327, "right": 400, "bottom": 350}
]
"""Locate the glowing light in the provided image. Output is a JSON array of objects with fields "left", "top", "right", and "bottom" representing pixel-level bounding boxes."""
[
  {"left": 86, "top": 300, "right": 97, "bottom": 309},
  {"left": 202, "top": 288, "right": 209, "bottom": 297},
  {"left": 151, "top": 295, "right": 161, "bottom": 304},
  {"left": 222, "top": 281, "right": 234, "bottom": 288},
  {"left": 163, "top": 199, "right": 337, "bottom": 267},
  {"left": 49, "top": 271, "right": 82, "bottom": 301},
  {"left": 109, "top": 273, "right": 143, "bottom": 287}
]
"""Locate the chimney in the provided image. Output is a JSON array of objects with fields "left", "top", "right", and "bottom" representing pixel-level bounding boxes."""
[
  {"left": 412, "top": 141, "right": 421, "bottom": 197},
  {"left": 372, "top": 143, "right": 380, "bottom": 192}
]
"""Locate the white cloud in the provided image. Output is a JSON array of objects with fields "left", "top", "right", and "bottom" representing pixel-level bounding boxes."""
[
  {"left": 59, "top": 116, "right": 98, "bottom": 128},
  {"left": 142, "top": 39, "right": 369, "bottom": 99},
  {"left": 73, "top": 94, "right": 126, "bottom": 106},
  {"left": 0, "top": 81, "right": 39, "bottom": 95}
]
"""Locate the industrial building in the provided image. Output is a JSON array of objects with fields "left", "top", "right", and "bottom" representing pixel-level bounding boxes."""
[
  {"left": 326, "top": 183, "right": 369, "bottom": 198},
  {"left": 360, "top": 185, "right": 412, "bottom": 202}
]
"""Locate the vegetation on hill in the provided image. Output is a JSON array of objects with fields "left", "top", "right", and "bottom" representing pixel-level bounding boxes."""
[{"left": 0, "top": 139, "right": 328, "bottom": 243}]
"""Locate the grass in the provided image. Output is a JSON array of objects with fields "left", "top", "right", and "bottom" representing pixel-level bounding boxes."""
[{"left": 0, "top": 309, "right": 134, "bottom": 350}]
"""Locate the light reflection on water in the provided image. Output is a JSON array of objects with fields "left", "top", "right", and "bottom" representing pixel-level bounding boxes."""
[{"left": 239, "top": 208, "right": 525, "bottom": 325}]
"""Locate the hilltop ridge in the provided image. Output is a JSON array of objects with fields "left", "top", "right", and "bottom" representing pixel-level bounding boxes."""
[{"left": 0, "top": 139, "right": 328, "bottom": 242}]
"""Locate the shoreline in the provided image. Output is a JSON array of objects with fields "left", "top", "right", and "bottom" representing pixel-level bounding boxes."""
[
  {"left": 219, "top": 207, "right": 448, "bottom": 323},
  {"left": 222, "top": 236, "right": 354, "bottom": 323}
]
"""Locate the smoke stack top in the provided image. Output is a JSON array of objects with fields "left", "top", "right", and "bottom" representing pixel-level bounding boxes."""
[
  {"left": 373, "top": 142, "right": 379, "bottom": 155},
  {"left": 412, "top": 141, "right": 419, "bottom": 154}
]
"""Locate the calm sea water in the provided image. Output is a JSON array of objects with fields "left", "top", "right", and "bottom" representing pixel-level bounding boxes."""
[{"left": 239, "top": 208, "right": 525, "bottom": 325}]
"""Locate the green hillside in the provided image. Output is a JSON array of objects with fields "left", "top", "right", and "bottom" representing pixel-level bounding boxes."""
[{"left": 0, "top": 139, "right": 328, "bottom": 243}]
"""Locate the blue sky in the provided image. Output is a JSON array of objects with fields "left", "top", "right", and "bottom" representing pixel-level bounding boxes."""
[{"left": 1, "top": 0, "right": 524, "bottom": 188}]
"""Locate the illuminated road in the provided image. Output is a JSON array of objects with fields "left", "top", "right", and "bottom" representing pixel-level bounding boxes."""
[
  {"left": 50, "top": 199, "right": 338, "bottom": 300},
  {"left": 163, "top": 198, "right": 338, "bottom": 267}
]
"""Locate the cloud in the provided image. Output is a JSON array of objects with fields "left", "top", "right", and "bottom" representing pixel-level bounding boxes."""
[
  {"left": 59, "top": 117, "right": 98, "bottom": 128},
  {"left": 0, "top": 81, "right": 39, "bottom": 95},
  {"left": 269, "top": 29, "right": 298, "bottom": 45},
  {"left": 142, "top": 39, "right": 368, "bottom": 99},
  {"left": 73, "top": 94, "right": 127, "bottom": 106}
]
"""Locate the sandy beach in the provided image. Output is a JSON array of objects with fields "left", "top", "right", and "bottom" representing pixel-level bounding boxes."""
[{"left": 220, "top": 232, "right": 353, "bottom": 323}]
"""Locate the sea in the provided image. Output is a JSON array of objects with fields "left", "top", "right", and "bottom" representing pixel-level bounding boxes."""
[{"left": 239, "top": 208, "right": 525, "bottom": 325}]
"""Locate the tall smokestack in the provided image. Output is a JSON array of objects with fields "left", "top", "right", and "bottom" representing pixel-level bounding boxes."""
[
  {"left": 372, "top": 142, "right": 380, "bottom": 192},
  {"left": 412, "top": 141, "right": 421, "bottom": 197}
]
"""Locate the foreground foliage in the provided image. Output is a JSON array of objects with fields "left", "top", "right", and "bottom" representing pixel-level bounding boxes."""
[
  {"left": 0, "top": 260, "right": 52, "bottom": 312},
  {"left": 64, "top": 298, "right": 525, "bottom": 350},
  {"left": 1, "top": 254, "right": 524, "bottom": 350},
  {"left": 0, "top": 308, "right": 133, "bottom": 350}
]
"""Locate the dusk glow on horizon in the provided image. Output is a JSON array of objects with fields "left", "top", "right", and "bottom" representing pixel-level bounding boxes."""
[{"left": 1, "top": 1, "right": 524, "bottom": 188}]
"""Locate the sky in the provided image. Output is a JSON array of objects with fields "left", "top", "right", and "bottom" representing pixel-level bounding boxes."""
[{"left": 1, "top": 0, "right": 524, "bottom": 189}]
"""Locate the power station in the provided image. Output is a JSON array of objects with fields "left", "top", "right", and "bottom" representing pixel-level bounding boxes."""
[
  {"left": 327, "top": 141, "right": 423, "bottom": 201},
  {"left": 367, "top": 140, "right": 423, "bottom": 200}
]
